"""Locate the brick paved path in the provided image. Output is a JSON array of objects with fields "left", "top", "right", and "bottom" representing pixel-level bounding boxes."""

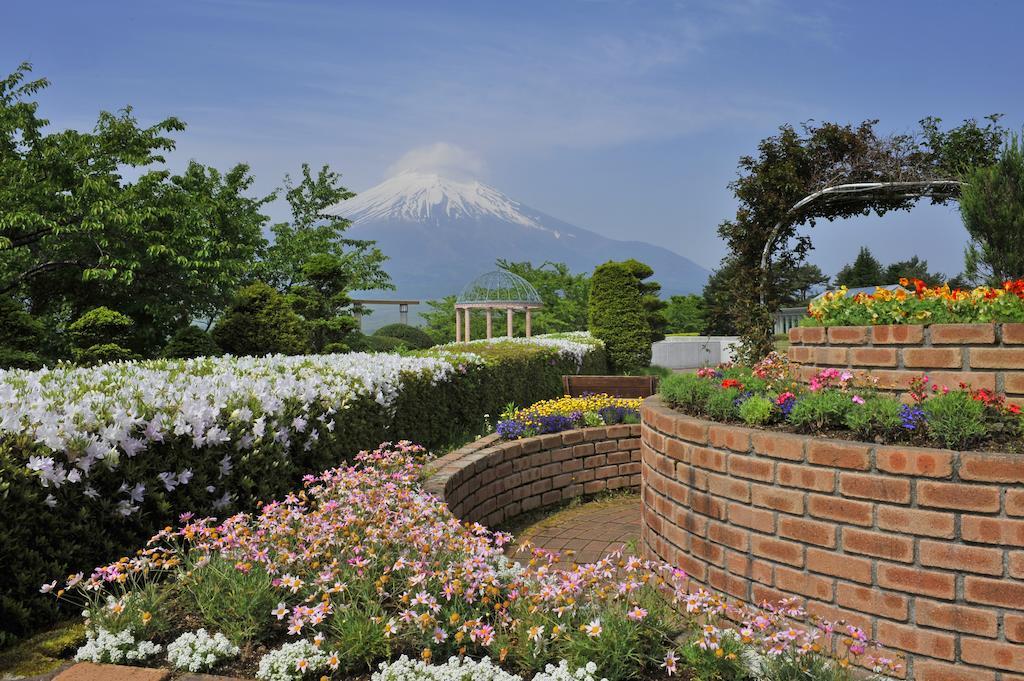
[{"left": 509, "top": 494, "right": 641, "bottom": 566}]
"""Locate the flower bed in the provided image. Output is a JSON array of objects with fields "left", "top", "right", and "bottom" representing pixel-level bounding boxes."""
[
  {"left": 641, "top": 396, "right": 1024, "bottom": 681},
  {"left": 0, "top": 334, "right": 606, "bottom": 642},
  {"left": 49, "top": 442, "right": 897, "bottom": 681},
  {"left": 495, "top": 395, "right": 641, "bottom": 440}
]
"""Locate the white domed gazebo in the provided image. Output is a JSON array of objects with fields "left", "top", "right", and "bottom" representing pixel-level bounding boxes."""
[{"left": 455, "top": 269, "right": 543, "bottom": 341}]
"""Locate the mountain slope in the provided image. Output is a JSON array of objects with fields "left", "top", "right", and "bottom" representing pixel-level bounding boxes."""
[{"left": 329, "top": 172, "right": 709, "bottom": 325}]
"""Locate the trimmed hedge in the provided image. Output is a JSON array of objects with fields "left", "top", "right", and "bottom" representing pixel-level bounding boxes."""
[
  {"left": 0, "top": 336, "right": 605, "bottom": 645},
  {"left": 588, "top": 261, "right": 651, "bottom": 373},
  {"left": 373, "top": 323, "right": 435, "bottom": 349}
]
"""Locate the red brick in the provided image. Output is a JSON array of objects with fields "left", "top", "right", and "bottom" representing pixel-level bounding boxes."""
[
  {"left": 751, "top": 483, "right": 805, "bottom": 514},
  {"left": 707, "top": 472, "right": 751, "bottom": 502},
  {"left": 1007, "top": 614, "right": 1024, "bottom": 643},
  {"left": 806, "top": 547, "right": 872, "bottom": 584},
  {"left": 836, "top": 583, "right": 909, "bottom": 620},
  {"left": 961, "top": 636, "right": 1024, "bottom": 673},
  {"left": 842, "top": 527, "right": 913, "bottom": 562},
  {"left": 970, "top": 346, "right": 1024, "bottom": 369},
  {"left": 1006, "top": 372, "right": 1024, "bottom": 395},
  {"left": 925, "top": 370, "right": 997, "bottom": 392},
  {"left": 871, "top": 324, "right": 924, "bottom": 344},
  {"left": 674, "top": 416, "right": 708, "bottom": 444},
  {"left": 806, "top": 439, "right": 870, "bottom": 470},
  {"left": 875, "top": 446, "right": 954, "bottom": 478},
  {"left": 914, "top": 660, "right": 995, "bottom": 681},
  {"left": 779, "top": 516, "right": 836, "bottom": 548},
  {"left": 919, "top": 540, "right": 1004, "bottom": 575},
  {"left": 750, "top": 431, "right": 805, "bottom": 461},
  {"left": 915, "top": 599, "right": 998, "bottom": 637},
  {"left": 917, "top": 481, "right": 1000, "bottom": 512},
  {"left": 787, "top": 345, "right": 813, "bottom": 363},
  {"left": 813, "top": 346, "right": 849, "bottom": 365},
  {"left": 708, "top": 424, "right": 751, "bottom": 452},
  {"left": 727, "top": 502, "right": 775, "bottom": 533},
  {"left": 839, "top": 472, "right": 910, "bottom": 503},
  {"left": 707, "top": 521, "right": 749, "bottom": 551},
  {"left": 959, "top": 453, "right": 1024, "bottom": 483},
  {"left": 807, "top": 494, "right": 872, "bottom": 526},
  {"left": 849, "top": 347, "right": 898, "bottom": 367},
  {"left": 788, "top": 327, "right": 804, "bottom": 344},
  {"left": 52, "top": 663, "right": 170, "bottom": 681},
  {"left": 778, "top": 463, "right": 835, "bottom": 492},
  {"left": 876, "top": 620, "right": 956, "bottom": 660},
  {"left": 774, "top": 565, "right": 832, "bottom": 600},
  {"left": 1012, "top": 552, "right": 1024, "bottom": 578},
  {"left": 877, "top": 563, "right": 955, "bottom": 599},
  {"left": 1003, "top": 323, "right": 1024, "bottom": 344},
  {"left": 964, "top": 576, "right": 1024, "bottom": 609},
  {"left": 1009, "top": 489, "right": 1024, "bottom": 517},
  {"left": 902, "top": 347, "right": 963, "bottom": 368},
  {"left": 727, "top": 454, "right": 774, "bottom": 481},
  {"left": 800, "top": 327, "right": 826, "bottom": 343},
  {"left": 689, "top": 445, "right": 727, "bottom": 472},
  {"left": 751, "top": 535, "right": 804, "bottom": 567},
  {"left": 931, "top": 323, "right": 996, "bottom": 344},
  {"left": 828, "top": 326, "right": 868, "bottom": 344}
]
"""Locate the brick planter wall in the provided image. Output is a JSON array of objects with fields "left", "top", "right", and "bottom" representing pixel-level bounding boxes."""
[
  {"left": 787, "top": 322, "right": 1024, "bottom": 401},
  {"left": 640, "top": 396, "right": 1024, "bottom": 681},
  {"left": 423, "top": 426, "right": 642, "bottom": 527}
]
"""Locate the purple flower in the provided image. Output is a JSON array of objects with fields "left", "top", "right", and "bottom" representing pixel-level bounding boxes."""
[{"left": 900, "top": 404, "right": 926, "bottom": 431}]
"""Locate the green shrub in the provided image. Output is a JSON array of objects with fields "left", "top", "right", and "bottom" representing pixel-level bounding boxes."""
[
  {"left": 845, "top": 397, "right": 903, "bottom": 440},
  {"left": 177, "top": 555, "right": 278, "bottom": 644},
  {"left": 706, "top": 387, "right": 740, "bottom": 422},
  {"left": 344, "top": 333, "right": 406, "bottom": 353},
  {"left": 68, "top": 307, "right": 138, "bottom": 364},
  {"left": 0, "top": 298, "right": 45, "bottom": 369},
  {"left": 924, "top": 391, "right": 988, "bottom": 449},
  {"left": 659, "top": 373, "right": 713, "bottom": 411},
  {"left": 162, "top": 326, "right": 221, "bottom": 359},
  {"left": 739, "top": 395, "right": 774, "bottom": 426},
  {"left": 588, "top": 261, "right": 651, "bottom": 373},
  {"left": 212, "top": 282, "right": 310, "bottom": 356},
  {"left": 373, "top": 323, "right": 434, "bottom": 349},
  {"left": 787, "top": 391, "right": 852, "bottom": 432}
]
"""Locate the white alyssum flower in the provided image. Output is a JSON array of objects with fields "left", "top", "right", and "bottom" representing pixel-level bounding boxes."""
[
  {"left": 74, "top": 627, "right": 162, "bottom": 664},
  {"left": 166, "top": 628, "right": 240, "bottom": 672},
  {"left": 533, "top": 660, "right": 608, "bottom": 681},
  {"left": 256, "top": 640, "right": 330, "bottom": 681},
  {"left": 372, "top": 655, "right": 606, "bottom": 681}
]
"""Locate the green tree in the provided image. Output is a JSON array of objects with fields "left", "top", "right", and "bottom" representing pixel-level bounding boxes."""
[
  {"left": 261, "top": 164, "right": 392, "bottom": 293},
  {"left": 961, "top": 135, "right": 1024, "bottom": 285},
  {"left": 68, "top": 307, "right": 138, "bottom": 364},
  {"left": 162, "top": 325, "right": 221, "bottom": 359},
  {"left": 664, "top": 294, "right": 705, "bottom": 334},
  {"left": 212, "top": 282, "right": 310, "bottom": 356},
  {"left": 834, "top": 247, "right": 887, "bottom": 287},
  {"left": 495, "top": 259, "right": 590, "bottom": 333},
  {"left": 777, "top": 263, "right": 830, "bottom": 303},
  {"left": 621, "top": 259, "right": 668, "bottom": 343},
  {"left": 0, "top": 297, "right": 44, "bottom": 368},
  {"left": 701, "top": 260, "right": 740, "bottom": 336},
  {"left": 881, "top": 256, "right": 959, "bottom": 287},
  {"left": 373, "top": 323, "right": 434, "bottom": 350},
  {"left": 286, "top": 254, "right": 361, "bottom": 352},
  {"left": 588, "top": 261, "right": 651, "bottom": 373}
]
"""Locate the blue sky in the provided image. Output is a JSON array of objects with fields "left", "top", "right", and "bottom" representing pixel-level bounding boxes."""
[{"left": 5, "top": 0, "right": 1023, "bottom": 281}]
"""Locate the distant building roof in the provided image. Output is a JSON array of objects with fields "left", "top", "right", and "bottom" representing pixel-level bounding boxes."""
[{"left": 812, "top": 283, "right": 909, "bottom": 301}]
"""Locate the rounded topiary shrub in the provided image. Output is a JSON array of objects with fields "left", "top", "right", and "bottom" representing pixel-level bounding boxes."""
[
  {"left": 212, "top": 282, "right": 310, "bottom": 357},
  {"left": 0, "top": 298, "right": 45, "bottom": 369},
  {"left": 163, "top": 325, "right": 222, "bottom": 359},
  {"left": 68, "top": 307, "right": 138, "bottom": 365},
  {"left": 373, "top": 323, "right": 434, "bottom": 349},
  {"left": 588, "top": 261, "right": 651, "bottom": 373}
]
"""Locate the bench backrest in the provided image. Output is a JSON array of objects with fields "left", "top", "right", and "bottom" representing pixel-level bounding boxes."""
[{"left": 561, "top": 374, "right": 658, "bottom": 398}]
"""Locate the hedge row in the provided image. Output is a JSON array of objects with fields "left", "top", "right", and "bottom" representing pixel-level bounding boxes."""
[{"left": 0, "top": 334, "right": 606, "bottom": 643}]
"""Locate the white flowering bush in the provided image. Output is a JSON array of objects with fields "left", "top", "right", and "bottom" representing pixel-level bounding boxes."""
[
  {"left": 372, "top": 656, "right": 608, "bottom": 681},
  {"left": 256, "top": 639, "right": 331, "bottom": 681},
  {"left": 532, "top": 660, "right": 608, "bottom": 681},
  {"left": 165, "top": 628, "right": 240, "bottom": 672},
  {"left": 74, "top": 627, "right": 162, "bottom": 664}
]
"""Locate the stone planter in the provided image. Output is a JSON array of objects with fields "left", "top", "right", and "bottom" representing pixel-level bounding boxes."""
[
  {"left": 640, "top": 396, "right": 1024, "bottom": 680},
  {"left": 787, "top": 322, "right": 1024, "bottom": 401}
]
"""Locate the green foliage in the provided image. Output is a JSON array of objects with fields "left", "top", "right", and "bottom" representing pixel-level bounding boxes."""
[
  {"left": 923, "top": 390, "right": 988, "bottom": 450},
  {"left": 664, "top": 294, "right": 705, "bottom": 334},
  {"left": 212, "top": 282, "right": 311, "bottom": 356},
  {"left": 660, "top": 373, "right": 714, "bottom": 412},
  {"left": 373, "top": 323, "right": 434, "bottom": 349},
  {"left": 0, "top": 297, "right": 44, "bottom": 369},
  {"left": 286, "top": 253, "right": 360, "bottom": 352},
  {"left": 845, "top": 397, "right": 903, "bottom": 440},
  {"left": 678, "top": 633, "right": 749, "bottom": 681},
  {"left": 588, "top": 261, "right": 652, "bottom": 373},
  {"left": 706, "top": 387, "right": 740, "bottom": 422},
  {"left": 738, "top": 395, "right": 774, "bottom": 426},
  {"left": 715, "top": 115, "right": 1006, "bottom": 361},
  {"left": 162, "top": 325, "right": 221, "bottom": 359},
  {"left": 325, "top": 597, "right": 391, "bottom": 673},
  {"left": 178, "top": 555, "right": 278, "bottom": 645},
  {"left": 961, "top": 135, "right": 1024, "bottom": 285},
  {"left": 345, "top": 333, "right": 406, "bottom": 353},
  {"left": 621, "top": 259, "right": 668, "bottom": 343},
  {"left": 68, "top": 307, "right": 138, "bottom": 364},
  {"left": 786, "top": 391, "right": 852, "bottom": 432},
  {"left": 809, "top": 282, "right": 1024, "bottom": 326},
  {"left": 833, "top": 246, "right": 886, "bottom": 287}
]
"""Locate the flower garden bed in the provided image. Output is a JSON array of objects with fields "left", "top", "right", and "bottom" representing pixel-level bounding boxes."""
[
  {"left": 0, "top": 334, "right": 606, "bottom": 642},
  {"left": 641, "top": 395, "right": 1024, "bottom": 680}
]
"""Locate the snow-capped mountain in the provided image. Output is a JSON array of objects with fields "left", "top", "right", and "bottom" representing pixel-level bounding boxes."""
[{"left": 330, "top": 171, "right": 710, "bottom": 327}]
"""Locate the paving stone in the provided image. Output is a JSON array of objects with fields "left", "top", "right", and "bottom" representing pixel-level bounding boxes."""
[
  {"left": 53, "top": 663, "right": 169, "bottom": 681},
  {"left": 510, "top": 495, "right": 640, "bottom": 566}
]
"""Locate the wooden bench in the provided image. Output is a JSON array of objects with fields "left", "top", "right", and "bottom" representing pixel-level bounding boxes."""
[{"left": 561, "top": 374, "right": 658, "bottom": 398}]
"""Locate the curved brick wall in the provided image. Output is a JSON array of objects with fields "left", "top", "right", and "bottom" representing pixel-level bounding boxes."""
[
  {"left": 640, "top": 397, "right": 1024, "bottom": 681},
  {"left": 787, "top": 323, "right": 1024, "bottom": 402},
  {"left": 423, "top": 426, "right": 641, "bottom": 527}
]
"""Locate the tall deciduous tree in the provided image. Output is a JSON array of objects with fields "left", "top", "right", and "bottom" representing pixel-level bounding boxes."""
[{"left": 664, "top": 294, "right": 705, "bottom": 334}]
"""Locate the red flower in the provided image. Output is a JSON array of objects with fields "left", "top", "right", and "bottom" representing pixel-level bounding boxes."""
[
  {"left": 1009, "top": 403, "right": 1021, "bottom": 415},
  {"left": 721, "top": 379, "right": 743, "bottom": 390}
]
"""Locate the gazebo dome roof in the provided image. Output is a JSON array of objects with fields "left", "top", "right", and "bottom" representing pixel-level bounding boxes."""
[{"left": 456, "top": 269, "right": 542, "bottom": 306}]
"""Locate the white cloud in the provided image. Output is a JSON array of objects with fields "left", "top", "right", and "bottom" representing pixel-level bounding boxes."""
[{"left": 387, "top": 143, "right": 485, "bottom": 179}]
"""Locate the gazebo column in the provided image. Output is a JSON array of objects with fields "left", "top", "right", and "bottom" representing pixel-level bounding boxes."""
[
  {"left": 506, "top": 308, "right": 514, "bottom": 337},
  {"left": 525, "top": 307, "right": 533, "bottom": 337},
  {"left": 486, "top": 308, "right": 493, "bottom": 339},
  {"left": 455, "top": 307, "right": 462, "bottom": 342},
  {"left": 464, "top": 307, "right": 471, "bottom": 341}
]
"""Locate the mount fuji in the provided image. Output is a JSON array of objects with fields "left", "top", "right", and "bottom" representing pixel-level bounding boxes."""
[{"left": 330, "top": 171, "right": 709, "bottom": 325}]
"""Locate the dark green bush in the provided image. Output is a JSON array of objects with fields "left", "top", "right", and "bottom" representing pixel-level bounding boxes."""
[
  {"left": 787, "top": 391, "right": 853, "bottom": 432},
  {"left": 0, "top": 298, "right": 45, "bottom": 369},
  {"left": 68, "top": 307, "right": 138, "bottom": 365},
  {"left": 373, "top": 323, "right": 434, "bottom": 350},
  {"left": 924, "top": 391, "right": 987, "bottom": 449},
  {"left": 344, "top": 333, "right": 406, "bottom": 353},
  {"left": 162, "top": 326, "right": 222, "bottom": 359},
  {"left": 588, "top": 261, "right": 651, "bottom": 373},
  {"left": 212, "top": 282, "right": 310, "bottom": 356}
]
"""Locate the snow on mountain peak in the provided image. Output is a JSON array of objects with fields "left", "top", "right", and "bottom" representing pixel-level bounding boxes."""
[{"left": 331, "top": 171, "right": 546, "bottom": 229}]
